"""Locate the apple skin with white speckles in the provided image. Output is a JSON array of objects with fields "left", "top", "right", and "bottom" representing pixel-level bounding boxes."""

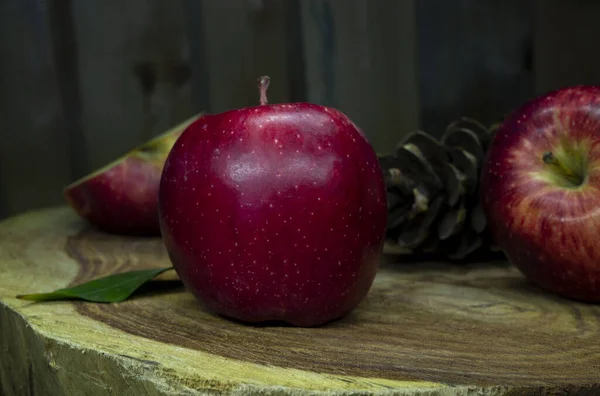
[
  {"left": 158, "top": 82, "right": 387, "bottom": 327},
  {"left": 481, "top": 85, "right": 600, "bottom": 302}
]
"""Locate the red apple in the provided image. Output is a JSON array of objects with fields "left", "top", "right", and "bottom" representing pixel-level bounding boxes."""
[
  {"left": 481, "top": 85, "right": 600, "bottom": 302},
  {"left": 64, "top": 113, "right": 201, "bottom": 236},
  {"left": 158, "top": 77, "right": 387, "bottom": 326}
]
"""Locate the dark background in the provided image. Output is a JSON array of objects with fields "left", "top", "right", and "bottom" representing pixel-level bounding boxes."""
[{"left": 1, "top": 0, "right": 598, "bottom": 219}]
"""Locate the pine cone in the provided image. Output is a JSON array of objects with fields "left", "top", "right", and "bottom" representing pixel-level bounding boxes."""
[{"left": 379, "top": 117, "right": 499, "bottom": 260}]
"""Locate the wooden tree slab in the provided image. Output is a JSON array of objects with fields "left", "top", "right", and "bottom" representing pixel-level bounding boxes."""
[{"left": 1, "top": 206, "right": 599, "bottom": 395}]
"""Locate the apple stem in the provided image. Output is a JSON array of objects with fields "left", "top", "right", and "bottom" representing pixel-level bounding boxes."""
[
  {"left": 258, "top": 76, "right": 270, "bottom": 106},
  {"left": 542, "top": 151, "right": 583, "bottom": 185},
  {"left": 542, "top": 151, "right": 558, "bottom": 166}
]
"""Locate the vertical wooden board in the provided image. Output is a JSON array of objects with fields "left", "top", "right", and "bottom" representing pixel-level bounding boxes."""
[
  {"left": 533, "top": 0, "right": 600, "bottom": 94},
  {"left": 299, "top": 0, "right": 333, "bottom": 107},
  {"left": 416, "top": 0, "right": 533, "bottom": 135},
  {"left": 300, "top": 0, "right": 421, "bottom": 153},
  {"left": 247, "top": 0, "right": 293, "bottom": 106},
  {"left": 70, "top": 0, "right": 195, "bottom": 173},
  {"left": 362, "top": 0, "right": 421, "bottom": 151},
  {"left": 181, "top": 0, "right": 210, "bottom": 114},
  {"left": 0, "top": 0, "right": 71, "bottom": 218},
  {"left": 194, "top": 0, "right": 253, "bottom": 113},
  {"left": 282, "top": 0, "right": 307, "bottom": 103},
  {"left": 46, "top": 0, "right": 88, "bottom": 181},
  {"left": 197, "top": 0, "right": 292, "bottom": 114}
]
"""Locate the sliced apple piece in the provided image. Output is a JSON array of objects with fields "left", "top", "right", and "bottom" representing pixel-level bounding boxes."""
[{"left": 64, "top": 113, "right": 203, "bottom": 236}]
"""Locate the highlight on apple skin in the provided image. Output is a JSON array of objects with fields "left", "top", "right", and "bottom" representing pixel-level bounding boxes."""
[
  {"left": 64, "top": 113, "right": 202, "bottom": 236},
  {"left": 480, "top": 85, "right": 600, "bottom": 302},
  {"left": 158, "top": 77, "right": 388, "bottom": 327}
]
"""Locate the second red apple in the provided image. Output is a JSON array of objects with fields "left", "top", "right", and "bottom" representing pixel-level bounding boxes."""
[
  {"left": 481, "top": 85, "right": 600, "bottom": 302},
  {"left": 64, "top": 114, "right": 201, "bottom": 235}
]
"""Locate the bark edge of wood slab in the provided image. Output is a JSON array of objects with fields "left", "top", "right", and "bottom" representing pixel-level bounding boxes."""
[{"left": 1, "top": 206, "right": 599, "bottom": 396}]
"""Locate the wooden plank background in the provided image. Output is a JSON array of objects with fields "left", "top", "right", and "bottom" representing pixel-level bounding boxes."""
[{"left": 1, "top": 0, "right": 599, "bottom": 219}]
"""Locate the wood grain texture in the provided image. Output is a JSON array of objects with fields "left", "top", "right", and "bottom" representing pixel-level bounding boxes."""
[
  {"left": 415, "top": 0, "right": 533, "bottom": 135},
  {"left": 70, "top": 0, "right": 196, "bottom": 172},
  {"left": 300, "top": 0, "right": 421, "bottom": 153},
  {"left": 2, "top": 207, "right": 600, "bottom": 395},
  {"left": 0, "top": 0, "right": 72, "bottom": 218},
  {"left": 533, "top": 0, "right": 600, "bottom": 94},
  {"left": 198, "top": 0, "right": 294, "bottom": 115}
]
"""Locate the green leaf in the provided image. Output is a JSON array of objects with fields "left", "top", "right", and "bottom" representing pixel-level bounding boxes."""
[{"left": 16, "top": 267, "right": 174, "bottom": 303}]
